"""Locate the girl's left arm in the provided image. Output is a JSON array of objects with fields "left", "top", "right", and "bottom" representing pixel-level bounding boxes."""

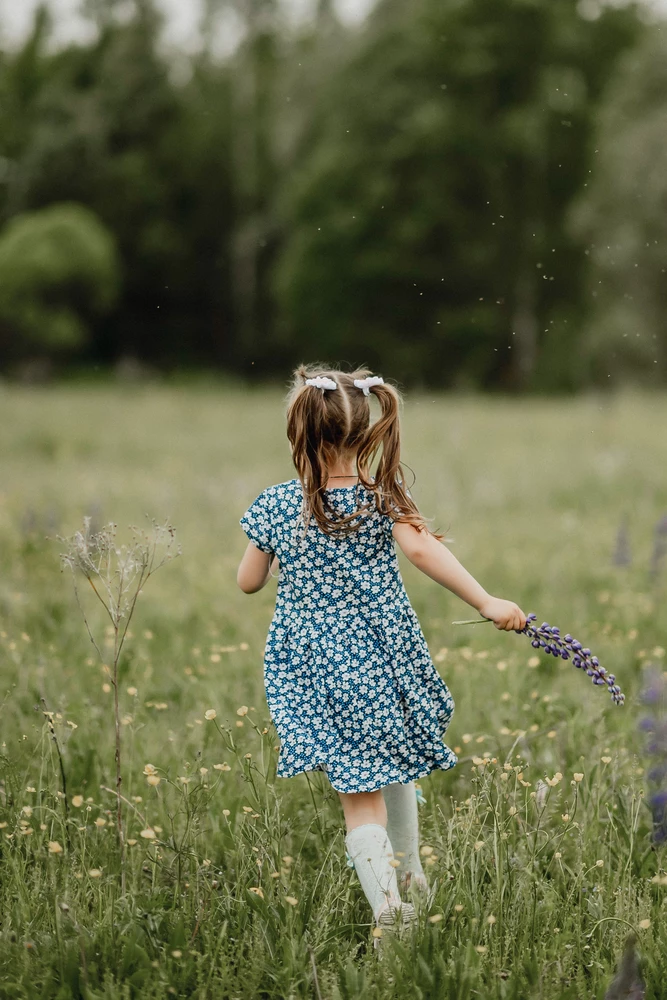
[
  {"left": 237, "top": 543, "right": 278, "bottom": 594},
  {"left": 393, "top": 521, "right": 526, "bottom": 631}
]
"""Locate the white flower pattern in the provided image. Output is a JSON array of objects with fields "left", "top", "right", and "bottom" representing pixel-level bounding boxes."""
[{"left": 240, "top": 480, "right": 458, "bottom": 793}]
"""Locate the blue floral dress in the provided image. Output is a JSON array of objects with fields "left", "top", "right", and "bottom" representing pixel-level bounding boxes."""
[{"left": 240, "top": 479, "right": 457, "bottom": 794}]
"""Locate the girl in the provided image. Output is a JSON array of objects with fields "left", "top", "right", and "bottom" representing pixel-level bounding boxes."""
[{"left": 237, "top": 365, "right": 526, "bottom": 941}]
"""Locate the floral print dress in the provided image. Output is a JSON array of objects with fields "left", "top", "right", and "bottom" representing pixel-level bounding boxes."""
[{"left": 240, "top": 479, "right": 457, "bottom": 794}]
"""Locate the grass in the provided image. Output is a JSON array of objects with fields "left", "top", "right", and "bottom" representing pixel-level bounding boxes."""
[{"left": 0, "top": 381, "right": 666, "bottom": 998}]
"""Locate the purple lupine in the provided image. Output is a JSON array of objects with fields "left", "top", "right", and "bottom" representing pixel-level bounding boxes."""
[
  {"left": 612, "top": 513, "right": 631, "bottom": 568},
  {"left": 515, "top": 613, "right": 625, "bottom": 706},
  {"left": 650, "top": 514, "right": 667, "bottom": 581},
  {"left": 639, "top": 665, "right": 667, "bottom": 844}
]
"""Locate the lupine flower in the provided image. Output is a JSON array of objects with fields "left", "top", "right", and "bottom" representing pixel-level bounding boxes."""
[
  {"left": 602, "top": 932, "right": 645, "bottom": 1000},
  {"left": 639, "top": 664, "right": 667, "bottom": 844},
  {"left": 612, "top": 514, "right": 632, "bottom": 567},
  {"left": 650, "top": 514, "right": 667, "bottom": 582},
  {"left": 516, "top": 613, "right": 624, "bottom": 705}
]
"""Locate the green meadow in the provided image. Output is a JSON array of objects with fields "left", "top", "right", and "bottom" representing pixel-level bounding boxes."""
[{"left": 1, "top": 383, "right": 666, "bottom": 998}]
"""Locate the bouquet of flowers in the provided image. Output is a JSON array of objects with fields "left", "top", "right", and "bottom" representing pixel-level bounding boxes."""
[{"left": 454, "top": 612, "right": 624, "bottom": 705}]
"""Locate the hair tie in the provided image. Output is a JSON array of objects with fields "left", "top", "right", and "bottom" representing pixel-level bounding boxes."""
[
  {"left": 305, "top": 376, "right": 337, "bottom": 390},
  {"left": 353, "top": 376, "right": 384, "bottom": 396}
]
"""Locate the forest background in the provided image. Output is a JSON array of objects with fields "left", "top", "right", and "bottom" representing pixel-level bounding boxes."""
[{"left": 0, "top": 0, "right": 665, "bottom": 391}]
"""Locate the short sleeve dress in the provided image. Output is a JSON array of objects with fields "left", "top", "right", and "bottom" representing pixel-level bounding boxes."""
[{"left": 240, "top": 479, "right": 457, "bottom": 794}]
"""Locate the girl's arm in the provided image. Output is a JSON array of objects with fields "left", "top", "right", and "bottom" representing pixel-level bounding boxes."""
[
  {"left": 393, "top": 522, "right": 526, "bottom": 631},
  {"left": 237, "top": 543, "right": 278, "bottom": 594}
]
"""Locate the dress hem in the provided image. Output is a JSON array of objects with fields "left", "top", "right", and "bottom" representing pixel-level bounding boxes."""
[{"left": 276, "top": 752, "right": 458, "bottom": 795}]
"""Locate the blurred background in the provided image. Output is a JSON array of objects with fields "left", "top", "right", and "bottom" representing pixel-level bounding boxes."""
[{"left": 0, "top": 0, "right": 665, "bottom": 390}]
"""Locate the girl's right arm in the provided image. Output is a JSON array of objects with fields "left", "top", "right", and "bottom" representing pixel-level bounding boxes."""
[
  {"left": 237, "top": 542, "right": 278, "bottom": 594},
  {"left": 393, "top": 521, "right": 526, "bottom": 631}
]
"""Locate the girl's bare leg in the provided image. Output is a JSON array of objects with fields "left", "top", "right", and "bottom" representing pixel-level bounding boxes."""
[{"left": 337, "top": 789, "right": 388, "bottom": 832}]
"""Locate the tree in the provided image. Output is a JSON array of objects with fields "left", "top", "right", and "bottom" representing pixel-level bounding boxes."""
[
  {"left": 568, "top": 29, "right": 667, "bottom": 386},
  {"left": 0, "top": 202, "right": 119, "bottom": 360},
  {"left": 272, "top": 0, "right": 643, "bottom": 389}
]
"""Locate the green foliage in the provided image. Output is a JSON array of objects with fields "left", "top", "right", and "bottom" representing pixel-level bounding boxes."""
[
  {"left": 0, "top": 0, "right": 656, "bottom": 387},
  {"left": 0, "top": 202, "right": 119, "bottom": 353},
  {"left": 274, "top": 0, "right": 644, "bottom": 389},
  {"left": 568, "top": 29, "right": 667, "bottom": 386}
]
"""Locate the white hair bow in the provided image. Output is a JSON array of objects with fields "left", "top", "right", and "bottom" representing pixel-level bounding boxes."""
[
  {"left": 353, "top": 376, "right": 384, "bottom": 395},
  {"left": 305, "top": 376, "right": 337, "bottom": 390}
]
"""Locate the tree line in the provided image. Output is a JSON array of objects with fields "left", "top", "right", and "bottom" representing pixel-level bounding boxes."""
[{"left": 0, "top": 0, "right": 664, "bottom": 390}]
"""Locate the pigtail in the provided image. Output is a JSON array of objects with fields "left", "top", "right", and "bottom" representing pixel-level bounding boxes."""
[
  {"left": 287, "top": 381, "right": 327, "bottom": 529},
  {"left": 356, "top": 382, "right": 434, "bottom": 534}
]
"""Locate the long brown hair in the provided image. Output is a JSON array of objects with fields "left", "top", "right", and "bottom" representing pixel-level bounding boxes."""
[{"left": 286, "top": 363, "right": 438, "bottom": 537}]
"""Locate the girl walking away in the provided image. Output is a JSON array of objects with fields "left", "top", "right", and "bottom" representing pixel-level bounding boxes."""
[{"left": 237, "top": 365, "right": 526, "bottom": 946}]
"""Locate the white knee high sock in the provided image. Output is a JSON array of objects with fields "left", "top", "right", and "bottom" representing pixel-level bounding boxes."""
[
  {"left": 345, "top": 822, "right": 402, "bottom": 921},
  {"left": 382, "top": 781, "right": 427, "bottom": 886}
]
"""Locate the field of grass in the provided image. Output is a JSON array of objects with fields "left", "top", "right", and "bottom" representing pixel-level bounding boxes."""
[{"left": 1, "top": 382, "right": 667, "bottom": 999}]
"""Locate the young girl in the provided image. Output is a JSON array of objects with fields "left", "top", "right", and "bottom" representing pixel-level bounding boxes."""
[{"left": 237, "top": 365, "right": 526, "bottom": 940}]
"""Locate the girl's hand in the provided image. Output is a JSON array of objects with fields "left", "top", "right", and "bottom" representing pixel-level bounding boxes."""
[{"left": 478, "top": 597, "right": 526, "bottom": 631}]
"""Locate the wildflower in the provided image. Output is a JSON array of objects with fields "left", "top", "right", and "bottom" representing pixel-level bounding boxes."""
[
  {"left": 127, "top": 839, "right": 137, "bottom": 846},
  {"left": 428, "top": 914, "right": 443, "bottom": 923},
  {"left": 22, "top": 806, "right": 32, "bottom": 817},
  {"left": 214, "top": 763, "right": 231, "bottom": 771},
  {"left": 516, "top": 614, "right": 625, "bottom": 705},
  {"left": 372, "top": 927, "right": 383, "bottom": 938},
  {"left": 420, "top": 845, "right": 434, "bottom": 856},
  {"left": 487, "top": 914, "right": 496, "bottom": 925},
  {"left": 285, "top": 896, "right": 298, "bottom": 906},
  {"left": 171, "top": 950, "right": 182, "bottom": 958},
  {"left": 249, "top": 887, "right": 264, "bottom": 898},
  {"left": 127, "top": 687, "right": 137, "bottom": 696},
  {"left": 237, "top": 706, "right": 249, "bottom": 716},
  {"left": 474, "top": 840, "right": 484, "bottom": 851},
  {"left": 601, "top": 756, "right": 612, "bottom": 764},
  {"left": 475, "top": 945, "right": 487, "bottom": 954},
  {"left": 147, "top": 775, "right": 160, "bottom": 787},
  {"left": 88, "top": 869, "right": 102, "bottom": 877},
  {"left": 95, "top": 818, "right": 106, "bottom": 828},
  {"left": 462, "top": 734, "right": 472, "bottom": 744},
  {"left": 638, "top": 665, "right": 667, "bottom": 842},
  {"left": 204, "top": 709, "right": 217, "bottom": 721},
  {"left": 454, "top": 904, "right": 464, "bottom": 912},
  {"left": 140, "top": 828, "right": 156, "bottom": 839},
  {"left": 596, "top": 859, "right": 604, "bottom": 867},
  {"left": 573, "top": 773, "right": 584, "bottom": 782},
  {"left": 48, "top": 841, "right": 63, "bottom": 854},
  {"left": 638, "top": 919, "right": 651, "bottom": 929},
  {"left": 222, "top": 809, "right": 230, "bottom": 817},
  {"left": 546, "top": 772, "right": 563, "bottom": 787}
]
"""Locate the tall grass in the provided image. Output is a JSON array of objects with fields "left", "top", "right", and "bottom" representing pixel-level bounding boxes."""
[{"left": 0, "top": 383, "right": 666, "bottom": 998}]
